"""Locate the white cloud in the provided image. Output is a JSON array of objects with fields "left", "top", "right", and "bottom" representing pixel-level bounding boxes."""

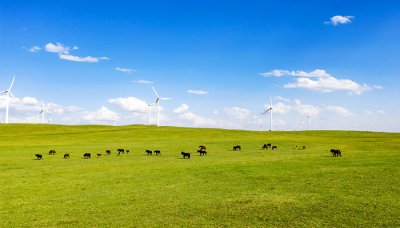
[
  {"left": 188, "top": 89, "right": 208, "bottom": 95},
  {"left": 366, "top": 110, "right": 386, "bottom": 115},
  {"left": 374, "top": 85, "right": 383, "bottom": 90},
  {"left": 325, "top": 15, "right": 354, "bottom": 25},
  {"left": 174, "top": 104, "right": 189, "bottom": 114},
  {"left": 271, "top": 102, "right": 292, "bottom": 114},
  {"left": 27, "top": 46, "right": 41, "bottom": 53},
  {"left": 179, "top": 112, "right": 221, "bottom": 128},
  {"left": 261, "top": 69, "right": 330, "bottom": 78},
  {"left": 59, "top": 54, "right": 101, "bottom": 63},
  {"left": 44, "top": 42, "right": 109, "bottom": 63},
  {"left": 262, "top": 69, "right": 370, "bottom": 95},
  {"left": 294, "top": 99, "right": 320, "bottom": 116},
  {"left": 45, "top": 42, "right": 70, "bottom": 54},
  {"left": 225, "top": 106, "right": 250, "bottom": 119},
  {"left": 284, "top": 76, "right": 370, "bottom": 95},
  {"left": 116, "top": 67, "right": 135, "bottom": 74},
  {"left": 83, "top": 106, "right": 120, "bottom": 122},
  {"left": 133, "top": 80, "right": 153, "bottom": 84},
  {"left": 108, "top": 97, "right": 148, "bottom": 113},
  {"left": 275, "top": 96, "right": 291, "bottom": 103},
  {"left": 325, "top": 106, "right": 353, "bottom": 117}
]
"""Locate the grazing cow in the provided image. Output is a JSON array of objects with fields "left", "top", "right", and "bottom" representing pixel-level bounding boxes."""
[
  {"left": 199, "top": 145, "right": 206, "bottom": 151},
  {"left": 181, "top": 151, "right": 190, "bottom": 159},
  {"left": 35, "top": 154, "right": 42, "bottom": 160},
  {"left": 330, "top": 149, "right": 342, "bottom": 157},
  {"left": 261, "top": 144, "right": 269, "bottom": 150},
  {"left": 272, "top": 146, "right": 277, "bottom": 150},
  {"left": 233, "top": 145, "right": 241, "bottom": 151},
  {"left": 154, "top": 150, "right": 161, "bottom": 156},
  {"left": 48, "top": 149, "right": 56, "bottom": 155},
  {"left": 97, "top": 153, "right": 102, "bottom": 158},
  {"left": 146, "top": 150, "right": 153, "bottom": 155},
  {"left": 106, "top": 150, "right": 111, "bottom": 155},
  {"left": 64, "top": 153, "right": 70, "bottom": 159},
  {"left": 117, "top": 149, "right": 125, "bottom": 155},
  {"left": 83, "top": 153, "right": 91, "bottom": 159},
  {"left": 197, "top": 150, "right": 207, "bottom": 156},
  {"left": 126, "top": 150, "right": 130, "bottom": 154}
]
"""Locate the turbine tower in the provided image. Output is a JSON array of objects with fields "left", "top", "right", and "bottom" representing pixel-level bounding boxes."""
[
  {"left": 1, "top": 76, "right": 16, "bottom": 124},
  {"left": 151, "top": 86, "right": 171, "bottom": 127},
  {"left": 262, "top": 96, "right": 273, "bottom": 131}
]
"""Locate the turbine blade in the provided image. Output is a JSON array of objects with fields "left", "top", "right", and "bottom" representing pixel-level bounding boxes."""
[
  {"left": 9, "top": 91, "right": 15, "bottom": 98},
  {"left": 8, "top": 76, "right": 15, "bottom": 91},
  {"left": 160, "top": 97, "right": 172, "bottom": 100},
  {"left": 152, "top": 86, "right": 160, "bottom": 98}
]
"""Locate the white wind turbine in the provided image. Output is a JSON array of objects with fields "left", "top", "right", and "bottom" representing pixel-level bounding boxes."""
[
  {"left": 39, "top": 101, "right": 47, "bottom": 124},
  {"left": 306, "top": 114, "right": 311, "bottom": 131},
  {"left": 1, "top": 76, "right": 16, "bottom": 124},
  {"left": 298, "top": 121, "right": 305, "bottom": 131},
  {"left": 147, "top": 103, "right": 153, "bottom": 125},
  {"left": 151, "top": 86, "right": 171, "bottom": 127},
  {"left": 262, "top": 96, "right": 273, "bottom": 131}
]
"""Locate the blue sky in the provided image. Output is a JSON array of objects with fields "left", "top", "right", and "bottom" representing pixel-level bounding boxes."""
[{"left": 1, "top": 0, "right": 399, "bottom": 131}]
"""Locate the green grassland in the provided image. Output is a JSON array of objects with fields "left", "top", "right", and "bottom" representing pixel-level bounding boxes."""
[{"left": 1, "top": 124, "right": 399, "bottom": 227}]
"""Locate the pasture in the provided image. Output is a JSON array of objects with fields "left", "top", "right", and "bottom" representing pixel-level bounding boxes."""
[{"left": 1, "top": 124, "right": 399, "bottom": 227}]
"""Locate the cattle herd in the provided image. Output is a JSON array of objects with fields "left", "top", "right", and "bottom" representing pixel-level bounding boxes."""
[{"left": 34, "top": 143, "right": 343, "bottom": 160}]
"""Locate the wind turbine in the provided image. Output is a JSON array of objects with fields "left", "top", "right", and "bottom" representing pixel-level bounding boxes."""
[
  {"left": 298, "top": 121, "right": 305, "bottom": 131},
  {"left": 39, "top": 101, "right": 47, "bottom": 124},
  {"left": 147, "top": 103, "right": 153, "bottom": 125},
  {"left": 151, "top": 86, "right": 171, "bottom": 127},
  {"left": 1, "top": 76, "right": 16, "bottom": 124},
  {"left": 262, "top": 96, "right": 273, "bottom": 131},
  {"left": 306, "top": 114, "right": 311, "bottom": 131}
]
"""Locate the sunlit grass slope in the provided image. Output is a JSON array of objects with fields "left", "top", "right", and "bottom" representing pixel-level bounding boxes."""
[{"left": 1, "top": 124, "right": 399, "bottom": 227}]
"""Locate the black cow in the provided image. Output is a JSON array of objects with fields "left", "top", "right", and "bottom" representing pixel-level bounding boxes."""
[
  {"left": 106, "top": 150, "right": 111, "bottom": 155},
  {"left": 330, "top": 149, "right": 342, "bottom": 157},
  {"left": 262, "top": 144, "right": 272, "bottom": 150},
  {"left": 272, "top": 146, "right": 277, "bottom": 150},
  {"left": 146, "top": 150, "right": 152, "bottom": 155},
  {"left": 233, "top": 145, "right": 241, "bottom": 151},
  {"left": 83, "top": 153, "right": 91, "bottom": 159},
  {"left": 35, "top": 154, "right": 42, "bottom": 160},
  {"left": 197, "top": 150, "right": 207, "bottom": 156},
  {"left": 126, "top": 150, "right": 130, "bottom": 154},
  {"left": 64, "top": 153, "right": 70, "bottom": 159},
  {"left": 154, "top": 150, "right": 160, "bottom": 156},
  {"left": 97, "top": 153, "right": 102, "bottom": 158},
  {"left": 181, "top": 151, "right": 190, "bottom": 159},
  {"left": 199, "top": 145, "right": 206, "bottom": 151},
  {"left": 49, "top": 150, "right": 56, "bottom": 155},
  {"left": 117, "top": 149, "right": 125, "bottom": 155}
]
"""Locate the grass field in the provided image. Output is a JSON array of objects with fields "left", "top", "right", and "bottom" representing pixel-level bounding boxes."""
[{"left": 1, "top": 124, "right": 399, "bottom": 227}]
